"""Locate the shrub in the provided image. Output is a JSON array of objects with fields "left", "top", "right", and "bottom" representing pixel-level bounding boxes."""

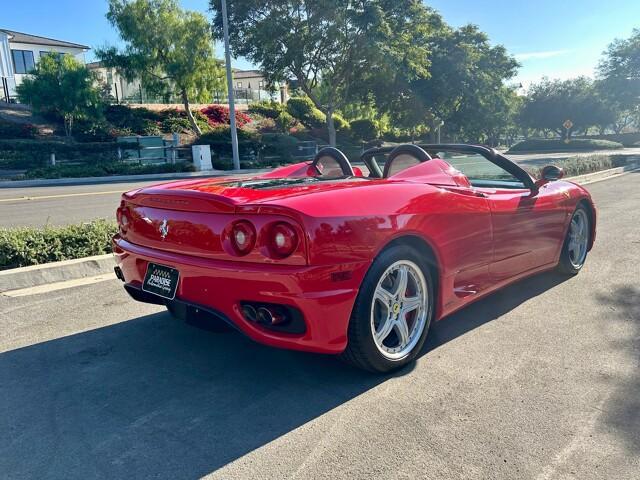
[
  {"left": 286, "top": 97, "right": 326, "bottom": 128},
  {"left": 254, "top": 116, "right": 278, "bottom": 132},
  {"left": 525, "top": 154, "right": 631, "bottom": 179},
  {"left": 332, "top": 113, "right": 349, "bottom": 131},
  {"left": 349, "top": 118, "right": 379, "bottom": 140},
  {"left": 73, "top": 120, "right": 123, "bottom": 142},
  {"left": 0, "top": 140, "right": 137, "bottom": 169},
  {"left": 260, "top": 133, "right": 299, "bottom": 161},
  {"left": 161, "top": 115, "right": 193, "bottom": 133},
  {"left": 200, "top": 105, "right": 251, "bottom": 128},
  {"left": 22, "top": 161, "right": 195, "bottom": 180},
  {"left": 196, "top": 126, "right": 261, "bottom": 162},
  {"left": 0, "top": 220, "right": 118, "bottom": 270},
  {"left": 102, "top": 105, "right": 165, "bottom": 135},
  {"left": 508, "top": 138, "right": 624, "bottom": 153},
  {"left": 248, "top": 101, "right": 285, "bottom": 119},
  {"left": 0, "top": 121, "right": 38, "bottom": 139},
  {"left": 275, "top": 112, "right": 297, "bottom": 133}
]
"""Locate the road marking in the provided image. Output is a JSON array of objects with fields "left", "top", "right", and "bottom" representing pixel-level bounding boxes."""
[
  {"left": 1, "top": 274, "right": 114, "bottom": 297},
  {"left": 0, "top": 190, "right": 123, "bottom": 203}
]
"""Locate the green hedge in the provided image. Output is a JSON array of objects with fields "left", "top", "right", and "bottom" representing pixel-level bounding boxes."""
[
  {"left": 350, "top": 118, "right": 379, "bottom": 140},
  {"left": 0, "top": 139, "right": 138, "bottom": 169},
  {"left": 22, "top": 161, "right": 194, "bottom": 180},
  {"left": 248, "top": 101, "right": 286, "bottom": 119},
  {"left": 0, "top": 220, "right": 117, "bottom": 270},
  {"left": 525, "top": 154, "right": 631, "bottom": 178},
  {"left": 0, "top": 121, "right": 38, "bottom": 139},
  {"left": 508, "top": 138, "right": 624, "bottom": 153},
  {"left": 286, "top": 97, "right": 326, "bottom": 128}
]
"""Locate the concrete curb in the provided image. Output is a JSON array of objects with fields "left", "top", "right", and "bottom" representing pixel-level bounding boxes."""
[
  {"left": 0, "top": 168, "right": 271, "bottom": 189},
  {"left": 0, "top": 254, "right": 115, "bottom": 293},
  {"left": 567, "top": 162, "right": 640, "bottom": 185}
]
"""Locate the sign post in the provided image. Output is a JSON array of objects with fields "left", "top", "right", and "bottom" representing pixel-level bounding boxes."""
[
  {"left": 563, "top": 119, "right": 573, "bottom": 144},
  {"left": 221, "top": 0, "right": 240, "bottom": 170}
]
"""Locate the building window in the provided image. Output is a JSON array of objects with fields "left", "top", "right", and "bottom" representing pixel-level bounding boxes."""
[
  {"left": 236, "top": 81, "right": 242, "bottom": 88},
  {"left": 40, "top": 51, "right": 65, "bottom": 61},
  {"left": 259, "top": 81, "right": 264, "bottom": 89},
  {"left": 11, "top": 50, "right": 35, "bottom": 74}
]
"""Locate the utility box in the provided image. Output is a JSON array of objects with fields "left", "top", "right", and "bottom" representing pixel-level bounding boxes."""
[{"left": 192, "top": 145, "right": 213, "bottom": 171}]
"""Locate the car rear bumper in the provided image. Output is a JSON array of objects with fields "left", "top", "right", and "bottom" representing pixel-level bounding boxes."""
[{"left": 112, "top": 236, "right": 369, "bottom": 354}]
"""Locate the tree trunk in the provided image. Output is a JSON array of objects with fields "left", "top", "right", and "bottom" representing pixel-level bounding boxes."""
[
  {"left": 181, "top": 89, "right": 202, "bottom": 136},
  {"left": 326, "top": 106, "right": 336, "bottom": 147},
  {"left": 64, "top": 114, "right": 73, "bottom": 137}
]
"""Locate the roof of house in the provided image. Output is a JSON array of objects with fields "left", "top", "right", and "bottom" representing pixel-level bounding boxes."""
[
  {"left": 0, "top": 29, "right": 89, "bottom": 50},
  {"left": 233, "top": 69, "right": 264, "bottom": 79}
]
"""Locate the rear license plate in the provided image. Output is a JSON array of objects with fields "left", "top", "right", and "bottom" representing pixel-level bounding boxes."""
[{"left": 142, "top": 262, "right": 179, "bottom": 300}]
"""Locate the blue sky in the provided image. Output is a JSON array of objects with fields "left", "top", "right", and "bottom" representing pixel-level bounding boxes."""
[{"left": 4, "top": 0, "right": 640, "bottom": 86}]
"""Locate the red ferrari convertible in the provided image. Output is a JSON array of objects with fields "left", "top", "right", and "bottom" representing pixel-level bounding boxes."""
[{"left": 113, "top": 144, "right": 596, "bottom": 372}]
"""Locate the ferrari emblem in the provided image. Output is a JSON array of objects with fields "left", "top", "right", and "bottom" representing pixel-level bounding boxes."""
[
  {"left": 393, "top": 302, "right": 401, "bottom": 315},
  {"left": 159, "top": 219, "right": 169, "bottom": 239}
]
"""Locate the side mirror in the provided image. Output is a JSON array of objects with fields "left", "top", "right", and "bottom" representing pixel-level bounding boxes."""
[{"left": 535, "top": 165, "right": 564, "bottom": 189}]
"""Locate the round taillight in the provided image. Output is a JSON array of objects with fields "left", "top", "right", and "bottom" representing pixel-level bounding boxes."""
[
  {"left": 268, "top": 222, "right": 298, "bottom": 258},
  {"left": 231, "top": 221, "right": 256, "bottom": 255}
]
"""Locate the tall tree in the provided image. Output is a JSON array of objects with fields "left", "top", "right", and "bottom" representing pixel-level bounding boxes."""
[
  {"left": 597, "top": 29, "right": 640, "bottom": 133},
  {"left": 210, "top": 0, "right": 435, "bottom": 146},
  {"left": 403, "top": 24, "right": 519, "bottom": 142},
  {"left": 97, "top": 0, "right": 225, "bottom": 135},
  {"left": 519, "top": 77, "right": 616, "bottom": 138},
  {"left": 16, "top": 55, "right": 102, "bottom": 137}
]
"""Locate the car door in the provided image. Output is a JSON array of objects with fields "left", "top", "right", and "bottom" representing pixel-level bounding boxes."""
[
  {"left": 480, "top": 187, "right": 566, "bottom": 281},
  {"left": 441, "top": 149, "right": 566, "bottom": 282}
]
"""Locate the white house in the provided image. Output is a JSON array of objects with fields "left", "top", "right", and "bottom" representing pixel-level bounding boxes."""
[
  {"left": 87, "top": 61, "right": 143, "bottom": 103},
  {"left": 232, "top": 69, "right": 289, "bottom": 104},
  {"left": 0, "top": 29, "right": 89, "bottom": 102}
]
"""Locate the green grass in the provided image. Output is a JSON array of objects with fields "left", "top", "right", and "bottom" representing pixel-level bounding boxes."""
[
  {"left": 0, "top": 220, "right": 117, "bottom": 270},
  {"left": 508, "top": 138, "right": 624, "bottom": 153}
]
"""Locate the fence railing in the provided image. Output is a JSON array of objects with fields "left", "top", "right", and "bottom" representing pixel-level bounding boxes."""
[{"left": 116, "top": 135, "right": 192, "bottom": 164}]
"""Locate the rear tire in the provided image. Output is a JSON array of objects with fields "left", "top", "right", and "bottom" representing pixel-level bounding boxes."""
[
  {"left": 557, "top": 205, "right": 591, "bottom": 275},
  {"left": 340, "top": 244, "right": 435, "bottom": 373}
]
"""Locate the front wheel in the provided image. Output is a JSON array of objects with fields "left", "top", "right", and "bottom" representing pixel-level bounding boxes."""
[
  {"left": 341, "top": 245, "right": 435, "bottom": 373},
  {"left": 557, "top": 205, "right": 591, "bottom": 275}
]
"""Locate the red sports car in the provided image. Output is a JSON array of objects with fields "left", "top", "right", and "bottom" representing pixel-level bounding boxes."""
[{"left": 113, "top": 144, "right": 596, "bottom": 372}]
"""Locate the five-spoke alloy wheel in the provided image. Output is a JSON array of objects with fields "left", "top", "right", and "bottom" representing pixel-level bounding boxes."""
[
  {"left": 558, "top": 205, "right": 591, "bottom": 275},
  {"left": 341, "top": 244, "right": 434, "bottom": 373},
  {"left": 371, "top": 260, "right": 428, "bottom": 360}
]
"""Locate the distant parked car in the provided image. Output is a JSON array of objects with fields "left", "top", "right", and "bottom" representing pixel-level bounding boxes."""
[{"left": 113, "top": 144, "right": 596, "bottom": 372}]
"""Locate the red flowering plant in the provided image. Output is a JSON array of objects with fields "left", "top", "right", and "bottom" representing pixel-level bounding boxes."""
[{"left": 200, "top": 105, "right": 251, "bottom": 128}]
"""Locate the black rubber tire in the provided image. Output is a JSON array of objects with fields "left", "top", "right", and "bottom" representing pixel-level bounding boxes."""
[
  {"left": 557, "top": 204, "right": 590, "bottom": 275},
  {"left": 340, "top": 244, "right": 435, "bottom": 373}
]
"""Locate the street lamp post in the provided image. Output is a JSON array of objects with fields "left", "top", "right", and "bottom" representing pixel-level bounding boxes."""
[{"left": 221, "top": 0, "right": 240, "bottom": 170}]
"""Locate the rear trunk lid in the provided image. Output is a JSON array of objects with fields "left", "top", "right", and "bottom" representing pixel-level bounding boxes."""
[{"left": 118, "top": 176, "right": 373, "bottom": 263}]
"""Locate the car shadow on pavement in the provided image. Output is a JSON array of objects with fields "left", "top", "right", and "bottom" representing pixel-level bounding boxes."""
[
  {"left": 425, "top": 270, "right": 568, "bottom": 353},
  {"left": 0, "top": 270, "right": 569, "bottom": 479},
  {"left": 596, "top": 285, "right": 640, "bottom": 458}
]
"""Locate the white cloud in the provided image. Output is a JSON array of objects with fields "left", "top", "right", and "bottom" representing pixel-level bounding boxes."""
[{"left": 514, "top": 49, "right": 572, "bottom": 61}]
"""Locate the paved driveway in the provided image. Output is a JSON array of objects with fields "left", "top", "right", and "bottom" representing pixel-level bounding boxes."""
[{"left": 0, "top": 173, "right": 638, "bottom": 479}]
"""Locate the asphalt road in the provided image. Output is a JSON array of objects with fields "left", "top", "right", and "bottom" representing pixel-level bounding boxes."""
[
  {"left": 0, "top": 179, "right": 168, "bottom": 228},
  {"left": 2, "top": 149, "right": 638, "bottom": 228},
  {"left": 1, "top": 173, "right": 638, "bottom": 479}
]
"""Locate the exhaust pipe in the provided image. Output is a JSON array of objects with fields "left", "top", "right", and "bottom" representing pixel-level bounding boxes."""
[
  {"left": 241, "top": 304, "right": 257, "bottom": 322},
  {"left": 257, "top": 307, "right": 274, "bottom": 325}
]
